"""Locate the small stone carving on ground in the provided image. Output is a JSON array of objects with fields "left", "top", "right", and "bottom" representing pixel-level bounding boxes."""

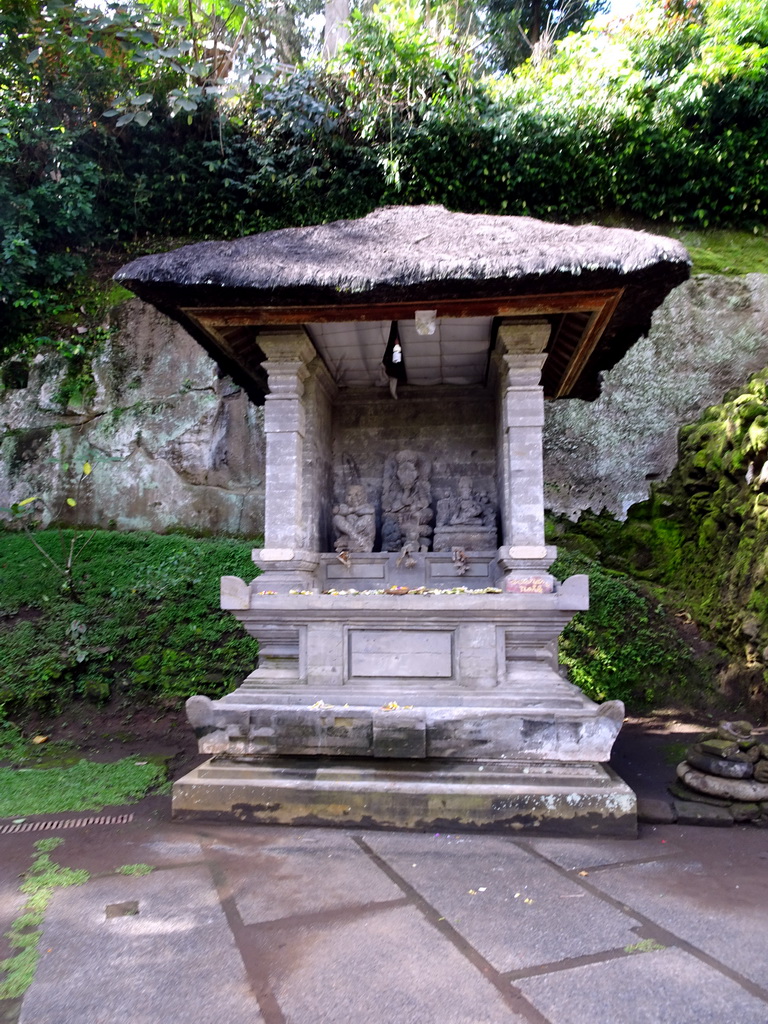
[
  {"left": 670, "top": 719, "right": 768, "bottom": 824},
  {"left": 381, "top": 450, "right": 433, "bottom": 553},
  {"left": 332, "top": 484, "right": 376, "bottom": 552}
]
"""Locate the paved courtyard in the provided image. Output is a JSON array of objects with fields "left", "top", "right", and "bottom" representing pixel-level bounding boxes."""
[{"left": 2, "top": 806, "right": 767, "bottom": 1024}]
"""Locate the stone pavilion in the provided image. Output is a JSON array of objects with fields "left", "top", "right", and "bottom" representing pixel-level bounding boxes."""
[{"left": 116, "top": 206, "right": 690, "bottom": 836}]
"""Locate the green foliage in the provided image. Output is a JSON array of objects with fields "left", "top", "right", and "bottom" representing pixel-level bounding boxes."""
[
  {"left": 0, "top": 530, "right": 258, "bottom": 711},
  {"left": 116, "top": 863, "right": 154, "bottom": 875},
  {"left": 482, "top": 0, "right": 609, "bottom": 73},
  {"left": 3, "top": 0, "right": 768, "bottom": 366},
  {"left": 551, "top": 549, "right": 702, "bottom": 708},
  {"left": 0, "top": 839, "right": 89, "bottom": 1000},
  {"left": 556, "top": 367, "right": 768, "bottom": 714},
  {"left": 0, "top": 712, "right": 29, "bottom": 765},
  {"left": 0, "top": 757, "right": 165, "bottom": 816}
]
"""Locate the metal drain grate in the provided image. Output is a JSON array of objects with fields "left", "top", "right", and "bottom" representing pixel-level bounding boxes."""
[{"left": 0, "top": 813, "right": 134, "bottom": 835}]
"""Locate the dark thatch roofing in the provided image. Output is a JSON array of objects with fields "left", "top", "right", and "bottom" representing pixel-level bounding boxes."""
[{"left": 115, "top": 205, "right": 691, "bottom": 400}]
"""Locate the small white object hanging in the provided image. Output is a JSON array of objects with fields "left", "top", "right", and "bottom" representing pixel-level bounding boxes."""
[{"left": 415, "top": 310, "right": 437, "bottom": 336}]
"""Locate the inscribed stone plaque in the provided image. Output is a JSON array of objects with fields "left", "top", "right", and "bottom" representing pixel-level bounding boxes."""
[
  {"left": 505, "top": 576, "right": 554, "bottom": 594},
  {"left": 349, "top": 630, "right": 453, "bottom": 678}
]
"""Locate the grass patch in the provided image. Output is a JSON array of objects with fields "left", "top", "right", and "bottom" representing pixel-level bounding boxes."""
[
  {"left": 663, "top": 227, "right": 768, "bottom": 276},
  {"left": 0, "top": 839, "right": 89, "bottom": 999},
  {"left": 0, "top": 529, "right": 259, "bottom": 713},
  {"left": 624, "top": 939, "right": 667, "bottom": 954},
  {"left": 0, "top": 758, "right": 166, "bottom": 817},
  {"left": 115, "top": 863, "right": 154, "bottom": 876}
]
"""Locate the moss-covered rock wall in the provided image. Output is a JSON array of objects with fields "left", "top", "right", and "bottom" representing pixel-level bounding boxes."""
[
  {"left": 545, "top": 273, "right": 768, "bottom": 518},
  {"left": 2, "top": 273, "right": 768, "bottom": 537},
  {"left": 0, "top": 300, "right": 265, "bottom": 536},
  {"left": 555, "top": 369, "right": 768, "bottom": 715}
]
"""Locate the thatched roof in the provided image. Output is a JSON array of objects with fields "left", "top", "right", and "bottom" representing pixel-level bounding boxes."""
[{"left": 115, "top": 205, "right": 690, "bottom": 400}]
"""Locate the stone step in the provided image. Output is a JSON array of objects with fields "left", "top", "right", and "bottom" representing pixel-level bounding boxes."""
[{"left": 172, "top": 756, "right": 637, "bottom": 837}]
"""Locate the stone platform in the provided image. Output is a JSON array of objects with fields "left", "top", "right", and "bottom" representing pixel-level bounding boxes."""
[{"left": 171, "top": 757, "right": 637, "bottom": 837}]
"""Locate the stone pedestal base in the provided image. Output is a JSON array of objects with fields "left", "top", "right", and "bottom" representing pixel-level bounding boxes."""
[
  {"left": 172, "top": 757, "right": 637, "bottom": 837},
  {"left": 433, "top": 527, "right": 498, "bottom": 553}
]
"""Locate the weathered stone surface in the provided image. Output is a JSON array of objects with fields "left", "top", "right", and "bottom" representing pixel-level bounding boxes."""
[
  {"left": 636, "top": 797, "right": 677, "bottom": 824},
  {"left": 544, "top": 273, "right": 768, "bottom": 517},
  {"left": 730, "top": 802, "right": 761, "bottom": 822},
  {"left": 677, "top": 761, "right": 768, "bottom": 802},
  {"left": 718, "top": 719, "right": 753, "bottom": 741},
  {"left": 172, "top": 756, "right": 637, "bottom": 836},
  {"left": 686, "top": 749, "right": 754, "bottom": 779},
  {"left": 698, "top": 738, "right": 740, "bottom": 759},
  {"left": 0, "top": 299, "right": 264, "bottom": 535},
  {"left": 668, "top": 781, "right": 732, "bottom": 807},
  {"left": 673, "top": 799, "right": 734, "bottom": 826}
]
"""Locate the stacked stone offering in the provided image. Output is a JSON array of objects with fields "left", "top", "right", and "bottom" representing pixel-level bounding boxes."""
[{"left": 673, "top": 720, "right": 768, "bottom": 824}]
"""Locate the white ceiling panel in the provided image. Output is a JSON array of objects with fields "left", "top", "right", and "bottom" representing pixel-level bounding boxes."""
[{"left": 306, "top": 317, "right": 493, "bottom": 388}]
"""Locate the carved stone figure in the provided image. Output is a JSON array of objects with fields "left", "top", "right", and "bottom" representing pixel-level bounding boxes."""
[
  {"left": 381, "top": 451, "right": 433, "bottom": 552},
  {"left": 434, "top": 476, "right": 497, "bottom": 553},
  {"left": 332, "top": 484, "right": 376, "bottom": 552}
]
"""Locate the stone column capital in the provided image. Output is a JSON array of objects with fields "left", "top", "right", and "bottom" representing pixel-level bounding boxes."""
[
  {"left": 496, "top": 320, "right": 550, "bottom": 391},
  {"left": 496, "top": 319, "right": 551, "bottom": 357},
  {"left": 258, "top": 329, "right": 316, "bottom": 368}
]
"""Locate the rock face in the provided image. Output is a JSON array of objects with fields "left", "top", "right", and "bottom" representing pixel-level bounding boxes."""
[
  {"left": 2, "top": 274, "right": 768, "bottom": 533},
  {"left": 0, "top": 300, "right": 264, "bottom": 536},
  {"left": 544, "top": 273, "right": 768, "bottom": 517}
]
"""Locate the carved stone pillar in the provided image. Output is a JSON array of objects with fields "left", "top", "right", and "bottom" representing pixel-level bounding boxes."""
[
  {"left": 252, "top": 330, "right": 320, "bottom": 591},
  {"left": 495, "top": 320, "right": 557, "bottom": 582}
]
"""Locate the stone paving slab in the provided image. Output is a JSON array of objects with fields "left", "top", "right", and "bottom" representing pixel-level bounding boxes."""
[
  {"left": 581, "top": 857, "right": 768, "bottom": 993},
  {"left": 18, "top": 866, "right": 257, "bottom": 1024},
  {"left": 524, "top": 832, "right": 683, "bottom": 870},
  {"left": 518, "top": 947, "right": 768, "bottom": 1024},
  {"left": 363, "top": 831, "right": 640, "bottom": 972},
  {"left": 6, "top": 819, "right": 768, "bottom": 1024},
  {"left": 223, "top": 827, "right": 403, "bottom": 925},
  {"left": 253, "top": 903, "right": 524, "bottom": 1024}
]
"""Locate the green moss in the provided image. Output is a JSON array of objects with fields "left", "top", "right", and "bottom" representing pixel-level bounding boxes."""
[
  {"left": 559, "top": 366, "right": 768, "bottom": 715},
  {"left": 0, "top": 839, "right": 89, "bottom": 1000},
  {"left": 0, "top": 757, "right": 166, "bottom": 816},
  {"left": 116, "top": 863, "right": 154, "bottom": 876},
  {"left": 665, "top": 228, "right": 768, "bottom": 277},
  {"left": 551, "top": 550, "right": 703, "bottom": 709}
]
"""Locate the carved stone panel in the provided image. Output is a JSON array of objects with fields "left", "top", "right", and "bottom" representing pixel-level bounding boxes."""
[{"left": 348, "top": 629, "right": 453, "bottom": 678}]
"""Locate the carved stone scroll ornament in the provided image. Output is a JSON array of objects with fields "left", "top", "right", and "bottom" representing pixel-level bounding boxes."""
[
  {"left": 332, "top": 484, "right": 376, "bottom": 552},
  {"left": 381, "top": 450, "right": 433, "bottom": 553}
]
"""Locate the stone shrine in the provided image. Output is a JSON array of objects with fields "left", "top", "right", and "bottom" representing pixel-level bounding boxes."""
[{"left": 116, "top": 205, "right": 691, "bottom": 835}]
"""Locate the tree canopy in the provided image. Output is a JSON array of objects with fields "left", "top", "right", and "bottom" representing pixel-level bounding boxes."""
[{"left": 1, "top": 0, "right": 767, "bottom": 363}]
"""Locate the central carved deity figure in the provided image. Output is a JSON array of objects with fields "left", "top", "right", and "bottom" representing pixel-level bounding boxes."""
[{"left": 381, "top": 450, "right": 433, "bottom": 552}]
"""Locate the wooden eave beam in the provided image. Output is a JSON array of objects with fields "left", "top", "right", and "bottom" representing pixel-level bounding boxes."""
[
  {"left": 180, "top": 286, "right": 625, "bottom": 399},
  {"left": 182, "top": 288, "right": 622, "bottom": 327}
]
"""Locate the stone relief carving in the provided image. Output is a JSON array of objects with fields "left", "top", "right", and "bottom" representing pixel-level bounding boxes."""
[
  {"left": 433, "top": 475, "right": 497, "bottom": 553},
  {"left": 332, "top": 484, "right": 376, "bottom": 552},
  {"left": 436, "top": 476, "right": 495, "bottom": 529},
  {"left": 381, "top": 450, "right": 433, "bottom": 553}
]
